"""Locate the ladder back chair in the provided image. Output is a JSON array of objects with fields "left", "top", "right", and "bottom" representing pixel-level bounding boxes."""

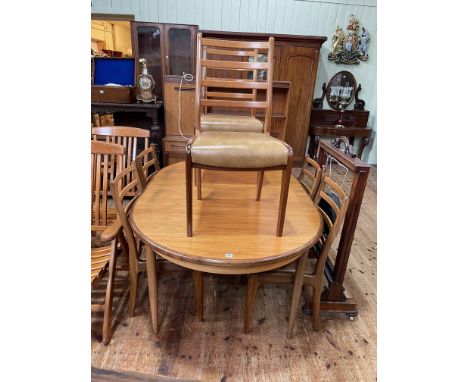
[
  {"left": 244, "top": 174, "right": 349, "bottom": 338},
  {"left": 91, "top": 140, "right": 127, "bottom": 345},
  {"left": 297, "top": 156, "right": 323, "bottom": 199},
  {"left": 111, "top": 161, "right": 204, "bottom": 332},
  {"left": 108, "top": 162, "right": 144, "bottom": 318},
  {"left": 135, "top": 144, "right": 205, "bottom": 325},
  {"left": 135, "top": 144, "right": 160, "bottom": 189},
  {"left": 187, "top": 33, "right": 293, "bottom": 237},
  {"left": 92, "top": 126, "right": 150, "bottom": 196}
]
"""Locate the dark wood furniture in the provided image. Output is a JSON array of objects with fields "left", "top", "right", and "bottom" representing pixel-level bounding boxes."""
[
  {"left": 201, "top": 30, "right": 327, "bottom": 166},
  {"left": 308, "top": 109, "right": 371, "bottom": 159},
  {"left": 131, "top": 22, "right": 198, "bottom": 98},
  {"left": 244, "top": 173, "right": 349, "bottom": 337},
  {"left": 91, "top": 101, "right": 164, "bottom": 164},
  {"left": 162, "top": 75, "right": 291, "bottom": 166},
  {"left": 129, "top": 162, "right": 323, "bottom": 335},
  {"left": 310, "top": 139, "right": 371, "bottom": 317}
]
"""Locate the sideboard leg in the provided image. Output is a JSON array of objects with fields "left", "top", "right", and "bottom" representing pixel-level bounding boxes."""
[{"left": 358, "top": 137, "right": 370, "bottom": 159}]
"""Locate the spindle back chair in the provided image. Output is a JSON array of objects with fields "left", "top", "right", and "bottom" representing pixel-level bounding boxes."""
[
  {"left": 92, "top": 126, "right": 150, "bottom": 196},
  {"left": 91, "top": 140, "right": 127, "bottom": 345}
]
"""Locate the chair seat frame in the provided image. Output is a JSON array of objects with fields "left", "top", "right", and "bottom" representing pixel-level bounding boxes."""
[{"left": 185, "top": 138, "right": 293, "bottom": 237}]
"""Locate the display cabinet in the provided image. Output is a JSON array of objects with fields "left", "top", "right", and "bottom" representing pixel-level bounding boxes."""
[{"left": 131, "top": 22, "right": 197, "bottom": 98}]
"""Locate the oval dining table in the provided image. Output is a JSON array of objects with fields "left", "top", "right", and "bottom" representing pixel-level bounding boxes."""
[{"left": 129, "top": 161, "right": 323, "bottom": 334}]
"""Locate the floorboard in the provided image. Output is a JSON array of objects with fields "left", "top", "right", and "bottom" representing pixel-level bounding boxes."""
[{"left": 92, "top": 165, "right": 377, "bottom": 382}]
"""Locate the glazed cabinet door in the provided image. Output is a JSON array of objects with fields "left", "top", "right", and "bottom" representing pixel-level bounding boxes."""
[
  {"left": 273, "top": 45, "right": 320, "bottom": 166},
  {"left": 164, "top": 24, "right": 197, "bottom": 77},
  {"left": 131, "top": 22, "right": 165, "bottom": 98}
]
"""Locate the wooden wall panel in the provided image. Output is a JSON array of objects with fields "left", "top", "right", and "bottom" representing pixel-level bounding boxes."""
[{"left": 91, "top": 0, "right": 377, "bottom": 164}]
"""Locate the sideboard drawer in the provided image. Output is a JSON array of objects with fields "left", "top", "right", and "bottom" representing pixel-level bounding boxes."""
[
  {"left": 163, "top": 136, "right": 192, "bottom": 166},
  {"left": 163, "top": 139, "right": 189, "bottom": 153}
]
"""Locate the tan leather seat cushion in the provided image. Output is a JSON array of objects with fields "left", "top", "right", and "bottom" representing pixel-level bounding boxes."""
[
  {"left": 200, "top": 114, "right": 264, "bottom": 133},
  {"left": 191, "top": 132, "right": 290, "bottom": 168}
]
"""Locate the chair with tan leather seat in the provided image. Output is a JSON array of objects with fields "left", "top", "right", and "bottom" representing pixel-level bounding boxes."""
[{"left": 186, "top": 33, "right": 293, "bottom": 237}]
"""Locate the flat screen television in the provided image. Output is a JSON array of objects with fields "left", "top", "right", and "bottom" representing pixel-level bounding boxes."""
[{"left": 92, "top": 57, "right": 135, "bottom": 86}]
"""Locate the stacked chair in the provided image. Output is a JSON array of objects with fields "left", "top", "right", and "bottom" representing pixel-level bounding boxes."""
[{"left": 186, "top": 33, "right": 293, "bottom": 237}]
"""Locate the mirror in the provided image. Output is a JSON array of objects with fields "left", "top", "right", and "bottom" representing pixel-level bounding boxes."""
[{"left": 326, "top": 71, "right": 356, "bottom": 111}]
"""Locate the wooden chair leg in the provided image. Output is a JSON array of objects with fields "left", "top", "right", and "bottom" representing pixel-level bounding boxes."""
[
  {"left": 276, "top": 159, "right": 292, "bottom": 237},
  {"left": 186, "top": 155, "right": 193, "bottom": 237},
  {"left": 196, "top": 168, "right": 202, "bottom": 200},
  {"left": 312, "top": 284, "right": 322, "bottom": 332},
  {"left": 244, "top": 275, "right": 260, "bottom": 333},
  {"left": 192, "top": 271, "right": 204, "bottom": 321},
  {"left": 145, "top": 245, "right": 158, "bottom": 334},
  {"left": 118, "top": 231, "right": 129, "bottom": 268},
  {"left": 287, "top": 252, "right": 308, "bottom": 339},
  {"left": 125, "top": 232, "right": 138, "bottom": 317},
  {"left": 256, "top": 171, "right": 264, "bottom": 201},
  {"left": 102, "top": 239, "right": 118, "bottom": 345}
]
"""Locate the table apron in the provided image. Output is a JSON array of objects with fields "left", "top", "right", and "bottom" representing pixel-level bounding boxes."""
[{"left": 153, "top": 249, "right": 307, "bottom": 275}]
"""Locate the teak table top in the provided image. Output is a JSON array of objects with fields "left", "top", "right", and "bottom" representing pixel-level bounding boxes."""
[{"left": 130, "top": 162, "right": 323, "bottom": 274}]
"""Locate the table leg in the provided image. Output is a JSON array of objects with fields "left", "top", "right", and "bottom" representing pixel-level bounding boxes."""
[
  {"left": 192, "top": 271, "right": 204, "bottom": 321},
  {"left": 308, "top": 134, "right": 319, "bottom": 159},
  {"left": 287, "top": 251, "right": 308, "bottom": 339},
  {"left": 145, "top": 245, "right": 158, "bottom": 334}
]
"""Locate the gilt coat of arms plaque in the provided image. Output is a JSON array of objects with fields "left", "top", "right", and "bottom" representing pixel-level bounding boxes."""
[{"left": 328, "top": 15, "right": 369, "bottom": 65}]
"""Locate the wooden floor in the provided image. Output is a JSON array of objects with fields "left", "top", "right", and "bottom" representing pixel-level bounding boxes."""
[{"left": 92, "top": 165, "right": 377, "bottom": 382}]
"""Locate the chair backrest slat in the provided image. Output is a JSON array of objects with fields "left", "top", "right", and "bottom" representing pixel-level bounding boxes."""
[
  {"left": 201, "top": 38, "right": 270, "bottom": 49},
  {"left": 202, "top": 78, "right": 268, "bottom": 89}
]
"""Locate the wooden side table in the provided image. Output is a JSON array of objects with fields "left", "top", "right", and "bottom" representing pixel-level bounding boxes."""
[{"left": 308, "top": 109, "right": 372, "bottom": 159}]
